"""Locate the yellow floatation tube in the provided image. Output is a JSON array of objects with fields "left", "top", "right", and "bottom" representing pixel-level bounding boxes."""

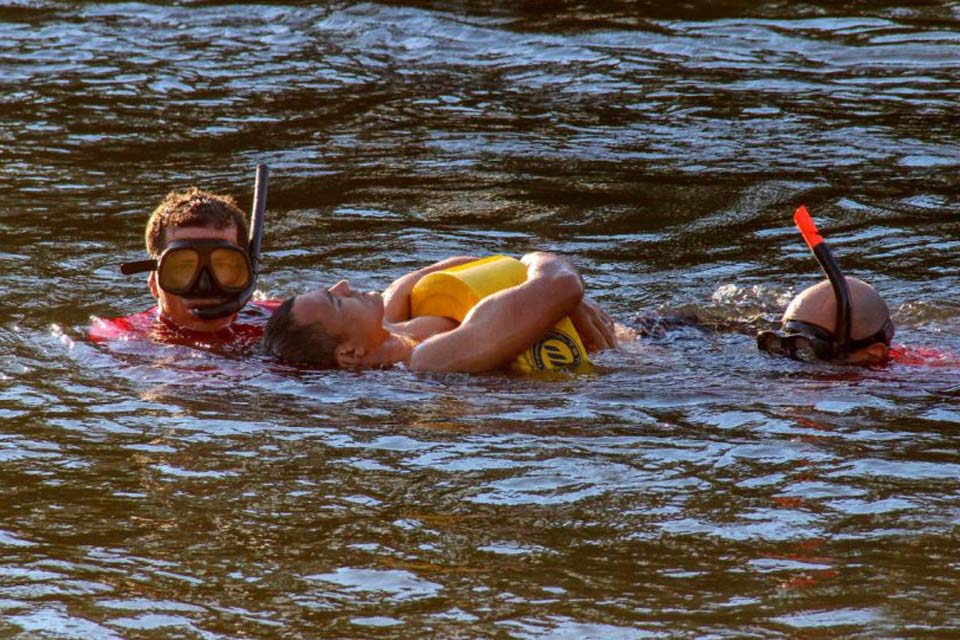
[{"left": 410, "top": 255, "right": 591, "bottom": 372}]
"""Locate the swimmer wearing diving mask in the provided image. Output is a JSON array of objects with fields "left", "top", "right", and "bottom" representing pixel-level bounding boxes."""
[
  {"left": 756, "top": 206, "right": 894, "bottom": 366},
  {"left": 119, "top": 165, "right": 268, "bottom": 333}
]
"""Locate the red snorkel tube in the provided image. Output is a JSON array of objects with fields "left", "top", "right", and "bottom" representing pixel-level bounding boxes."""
[
  {"left": 193, "top": 164, "right": 269, "bottom": 320},
  {"left": 793, "top": 205, "right": 851, "bottom": 352}
]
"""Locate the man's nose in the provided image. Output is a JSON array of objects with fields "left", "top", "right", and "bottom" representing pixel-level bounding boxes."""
[
  {"left": 193, "top": 268, "right": 215, "bottom": 295},
  {"left": 330, "top": 279, "right": 352, "bottom": 296}
]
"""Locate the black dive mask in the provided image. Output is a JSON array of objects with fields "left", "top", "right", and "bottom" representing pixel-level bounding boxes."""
[
  {"left": 120, "top": 165, "right": 269, "bottom": 320},
  {"left": 121, "top": 239, "right": 252, "bottom": 298},
  {"left": 757, "top": 318, "right": 895, "bottom": 362},
  {"left": 757, "top": 206, "right": 892, "bottom": 362}
]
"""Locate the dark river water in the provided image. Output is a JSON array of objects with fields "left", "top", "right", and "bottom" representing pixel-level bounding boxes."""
[{"left": 2, "top": 1, "right": 959, "bottom": 637}]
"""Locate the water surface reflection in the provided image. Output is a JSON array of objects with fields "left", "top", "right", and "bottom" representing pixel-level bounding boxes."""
[{"left": 1, "top": 1, "right": 959, "bottom": 637}]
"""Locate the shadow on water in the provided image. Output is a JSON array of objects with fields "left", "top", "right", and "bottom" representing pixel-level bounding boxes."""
[{"left": 1, "top": 1, "right": 959, "bottom": 637}]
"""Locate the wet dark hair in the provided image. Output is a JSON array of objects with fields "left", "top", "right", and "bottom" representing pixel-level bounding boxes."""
[
  {"left": 260, "top": 296, "right": 338, "bottom": 367},
  {"left": 145, "top": 187, "right": 250, "bottom": 257}
]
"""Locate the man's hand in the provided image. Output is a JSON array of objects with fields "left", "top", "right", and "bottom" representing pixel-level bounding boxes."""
[
  {"left": 570, "top": 296, "right": 618, "bottom": 352},
  {"left": 522, "top": 252, "right": 616, "bottom": 351}
]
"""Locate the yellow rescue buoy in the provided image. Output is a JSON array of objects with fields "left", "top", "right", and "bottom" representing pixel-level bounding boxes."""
[{"left": 410, "top": 255, "right": 590, "bottom": 372}]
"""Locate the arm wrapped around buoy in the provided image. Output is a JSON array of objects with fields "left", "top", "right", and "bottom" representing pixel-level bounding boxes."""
[{"left": 409, "top": 254, "right": 592, "bottom": 372}]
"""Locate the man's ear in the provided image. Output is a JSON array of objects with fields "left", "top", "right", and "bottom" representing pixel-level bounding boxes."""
[
  {"left": 335, "top": 343, "right": 365, "bottom": 369},
  {"left": 863, "top": 342, "right": 890, "bottom": 364},
  {"left": 148, "top": 271, "right": 160, "bottom": 300},
  {"left": 849, "top": 342, "right": 889, "bottom": 366}
]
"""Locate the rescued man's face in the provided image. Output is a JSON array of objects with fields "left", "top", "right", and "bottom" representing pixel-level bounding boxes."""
[{"left": 294, "top": 280, "right": 385, "bottom": 350}]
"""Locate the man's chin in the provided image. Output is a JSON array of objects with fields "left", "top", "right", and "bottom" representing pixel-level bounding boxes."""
[
  {"left": 159, "top": 295, "right": 235, "bottom": 332},
  {"left": 179, "top": 302, "right": 235, "bottom": 330},
  {"left": 185, "top": 298, "right": 228, "bottom": 308},
  {"left": 184, "top": 300, "right": 232, "bottom": 316}
]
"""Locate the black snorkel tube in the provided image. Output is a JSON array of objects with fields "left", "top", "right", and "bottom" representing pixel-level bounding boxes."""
[
  {"left": 793, "top": 205, "right": 851, "bottom": 352},
  {"left": 193, "top": 164, "right": 269, "bottom": 320}
]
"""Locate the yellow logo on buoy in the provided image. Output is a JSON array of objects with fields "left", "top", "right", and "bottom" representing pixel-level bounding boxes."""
[{"left": 531, "top": 330, "right": 583, "bottom": 370}]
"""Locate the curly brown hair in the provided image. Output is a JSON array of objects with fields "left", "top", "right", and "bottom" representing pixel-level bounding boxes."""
[{"left": 144, "top": 187, "right": 250, "bottom": 257}]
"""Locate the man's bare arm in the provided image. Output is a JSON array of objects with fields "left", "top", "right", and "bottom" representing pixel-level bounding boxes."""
[
  {"left": 382, "top": 256, "right": 480, "bottom": 323},
  {"left": 408, "top": 252, "right": 585, "bottom": 372}
]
